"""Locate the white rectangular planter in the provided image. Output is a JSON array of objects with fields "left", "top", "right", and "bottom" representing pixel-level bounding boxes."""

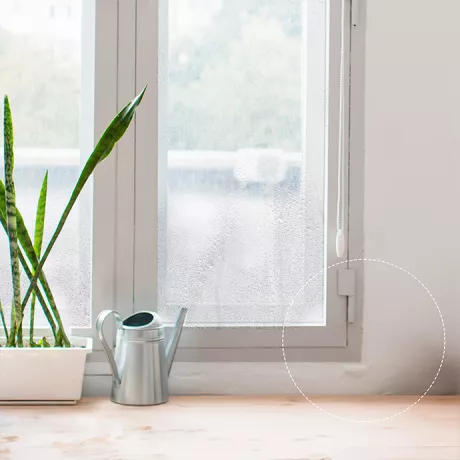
[{"left": 0, "top": 337, "right": 92, "bottom": 404}]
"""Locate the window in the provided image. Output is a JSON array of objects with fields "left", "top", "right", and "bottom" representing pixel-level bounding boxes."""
[
  {"left": 134, "top": 0, "right": 362, "bottom": 360},
  {"left": 0, "top": 0, "right": 91, "bottom": 329},
  {"left": 162, "top": 0, "right": 326, "bottom": 327},
  {"left": 0, "top": 0, "right": 363, "bottom": 363}
]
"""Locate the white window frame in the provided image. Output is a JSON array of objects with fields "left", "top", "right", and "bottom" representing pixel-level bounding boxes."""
[
  {"left": 75, "top": 0, "right": 365, "bottom": 368},
  {"left": 72, "top": 0, "right": 139, "bottom": 356}
]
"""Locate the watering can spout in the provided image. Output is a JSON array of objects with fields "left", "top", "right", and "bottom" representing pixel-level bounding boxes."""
[{"left": 166, "top": 308, "right": 188, "bottom": 375}]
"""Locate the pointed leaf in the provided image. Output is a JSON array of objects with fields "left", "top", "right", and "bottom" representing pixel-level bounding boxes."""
[
  {"left": 30, "top": 171, "right": 48, "bottom": 343},
  {"left": 3, "top": 96, "right": 21, "bottom": 346},
  {"left": 34, "top": 170, "right": 48, "bottom": 257},
  {"left": 22, "top": 87, "right": 146, "bottom": 309}
]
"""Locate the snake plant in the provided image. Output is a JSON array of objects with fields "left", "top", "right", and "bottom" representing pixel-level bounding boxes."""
[{"left": 1, "top": 87, "right": 145, "bottom": 347}]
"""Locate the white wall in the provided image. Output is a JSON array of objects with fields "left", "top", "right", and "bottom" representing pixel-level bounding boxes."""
[
  {"left": 360, "top": 0, "right": 460, "bottom": 394},
  {"left": 86, "top": 0, "right": 460, "bottom": 397}
]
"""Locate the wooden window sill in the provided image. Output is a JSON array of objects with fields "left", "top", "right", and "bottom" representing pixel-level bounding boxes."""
[{"left": 0, "top": 396, "right": 458, "bottom": 459}]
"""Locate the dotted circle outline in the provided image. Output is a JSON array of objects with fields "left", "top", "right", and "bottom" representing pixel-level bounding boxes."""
[{"left": 281, "top": 258, "right": 447, "bottom": 423}]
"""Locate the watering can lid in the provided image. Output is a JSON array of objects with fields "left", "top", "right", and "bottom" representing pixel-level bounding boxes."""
[{"left": 122, "top": 311, "right": 163, "bottom": 330}]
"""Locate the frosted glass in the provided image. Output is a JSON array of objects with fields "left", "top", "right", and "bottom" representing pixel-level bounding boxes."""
[
  {"left": 0, "top": 1, "right": 90, "bottom": 329},
  {"left": 161, "top": 0, "right": 327, "bottom": 325}
]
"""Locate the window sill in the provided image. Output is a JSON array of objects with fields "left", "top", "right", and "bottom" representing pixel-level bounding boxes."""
[{"left": 2, "top": 396, "right": 458, "bottom": 458}]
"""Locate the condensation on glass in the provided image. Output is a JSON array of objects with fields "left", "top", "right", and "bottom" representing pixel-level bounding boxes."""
[
  {"left": 160, "top": 0, "right": 328, "bottom": 326},
  {"left": 0, "top": 0, "right": 91, "bottom": 328}
]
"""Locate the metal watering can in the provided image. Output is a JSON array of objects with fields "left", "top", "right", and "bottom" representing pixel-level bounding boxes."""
[{"left": 96, "top": 308, "right": 187, "bottom": 406}]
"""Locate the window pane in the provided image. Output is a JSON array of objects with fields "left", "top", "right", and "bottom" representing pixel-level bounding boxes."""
[
  {"left": 161, "top": 0, "right": 327, "bottom": 325},
  {"left": 0, "top": 0, "right": 91, "bottom": 328}
]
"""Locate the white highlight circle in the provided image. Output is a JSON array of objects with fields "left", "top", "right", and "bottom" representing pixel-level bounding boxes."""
[{"left": 281, "top": 258, "right": 446, "bottom": 423}]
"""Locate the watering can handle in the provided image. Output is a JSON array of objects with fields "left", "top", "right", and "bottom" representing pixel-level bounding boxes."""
[{"left": 96, "top": 310, "right": 122, "bottom": 384}]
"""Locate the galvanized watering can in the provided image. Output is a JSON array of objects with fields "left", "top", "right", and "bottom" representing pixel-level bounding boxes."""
[{"left": 96, "top": 308, "right": 187, "bottom": 406}]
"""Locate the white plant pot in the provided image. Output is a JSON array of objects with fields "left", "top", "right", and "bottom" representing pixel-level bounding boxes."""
[{"left": 0, "top": 336, "right": 92, "bottom": 404}]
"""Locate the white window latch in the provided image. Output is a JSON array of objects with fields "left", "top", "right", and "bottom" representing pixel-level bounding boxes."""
[{"left": 337, "top": 268, "right": 356, "bottom": 323}]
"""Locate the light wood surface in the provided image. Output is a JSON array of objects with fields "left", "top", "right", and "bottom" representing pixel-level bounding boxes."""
[{"left": 0, "top": 396, "right": 458, "bottom": 459}]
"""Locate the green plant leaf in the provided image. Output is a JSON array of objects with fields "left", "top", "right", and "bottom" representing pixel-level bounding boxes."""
[
  {"left": 0, "top": 181, "right": 59, "bottom": 343},
  {"left": 33, "top": 170, "right": 48, "bottom": 257},
  {"left": 30, "top": 171, "right": 48, "bottom": 344},
  {"left": 3, "top": 96, "right": 22, "bottom": 347},
  {"left": 0, "top": 183, "right": 36, "bottom": 265},
  {"left": 0, "top": 299, "right": 8, "bottom": 340},
  {"left": 38, "top": 337, "right": 51, "bottom": 348},
  {"left": 18, "top": 249, "right": 57, "bottom": 340},
  {"left": 21, "top": 87, "right": 146, "bottom": 311}
]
